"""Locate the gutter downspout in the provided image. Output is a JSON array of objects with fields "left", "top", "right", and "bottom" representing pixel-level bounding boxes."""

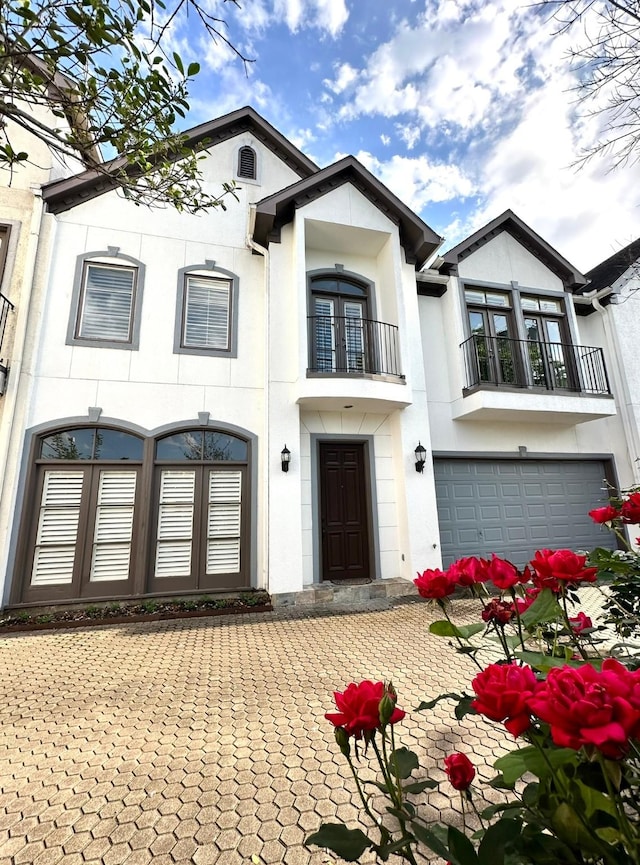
[
  {"left": 246, "top": 204, "right": 270, "bottom": 592},
  {"left": 585, "top": 289, "right": 640, "bottom": 485}
]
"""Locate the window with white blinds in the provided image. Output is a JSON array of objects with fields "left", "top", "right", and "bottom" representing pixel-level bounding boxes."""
[
  {"left": 31, "top": 470, "right": 84, "bottom": 586},
  {"left": 89, "top": 471, "right": 137, "bottom": 581},
  {"left": 155, "top": 470, "right": 196, "bottom": 577},
  {"left": 207, "top": 470, "right": 242, "bottom": 575},
  {"left": 183, "top": 276, "right": 231, "bottom": 351},
  {"left": 77, "top": 263, "right": 136, "bottom": 342}
]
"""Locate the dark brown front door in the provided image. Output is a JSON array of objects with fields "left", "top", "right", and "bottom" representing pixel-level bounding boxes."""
[{"left": 319, "top": 442, "right": 370, "bottom": 581}]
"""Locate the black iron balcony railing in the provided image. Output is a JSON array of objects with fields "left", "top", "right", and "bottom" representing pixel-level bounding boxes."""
[
  {"left": 307, "top": 315, "right": 403, "bottom": 378},
  {"left": 461, "top": 334, "right": 611, "bottom": 395}
]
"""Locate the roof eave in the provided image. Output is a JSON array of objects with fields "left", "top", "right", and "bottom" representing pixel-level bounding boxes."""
[{"left": 253, "top": 157, "right": 442, "bottom": 269}]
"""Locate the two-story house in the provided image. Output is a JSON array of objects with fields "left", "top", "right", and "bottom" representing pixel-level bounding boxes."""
[{"left": 0, "top": 107, "right": 633, "bottom": 610}]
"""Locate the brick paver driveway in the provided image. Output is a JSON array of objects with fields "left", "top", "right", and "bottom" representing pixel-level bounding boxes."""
[{"left": 0, "top": 597, "right": 507, "bottom": 865}]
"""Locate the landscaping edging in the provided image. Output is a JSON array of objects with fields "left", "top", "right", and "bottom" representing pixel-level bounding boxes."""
[{"left": 0, "top": 602, "right": 273, "bottom": 634}]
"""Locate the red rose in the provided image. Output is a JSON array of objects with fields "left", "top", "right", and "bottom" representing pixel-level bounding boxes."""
[
  {"left": 444, "top": 752, "right": 475, "bottom": 791},
  {"left": 515, "top": 586, "right": 541, "bottom": 614},
  {"left": 414, "top": 569, "right": 455, "bottom": 599},
  {"left": 447, "top": 556, "right": 489, "bottom": 587},
  {"left": 481, "top": 598, "right": 515, "bottom": 624},
  {"left": 325, "top": 681, "right": 406, "bottom": 740},
  {"left": 485, "top": 554, "right": 522, "bottom": 590},
  {"left": 471, "top": 663, "right": 539, "bottom": 737},
  {"left": 569, "top": 612, "right": 593, "bottom": 634},
  {"left": 621, "top": 492, "right": 640, "bottom": 525},
  {"left": 528, "top": 659, "right": 640, "bottom": 759},
  {"left": 588, "top": 505, "right": 620, "bottom": 524},
  {"left": 530, "top": 549, "right": 598, "bottom": 591}
]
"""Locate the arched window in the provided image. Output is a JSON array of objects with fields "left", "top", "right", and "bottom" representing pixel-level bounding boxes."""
[
  {"left": 237, "top": 146, "right": 257, "bottom": 180},
  {"left": 27, "top": 426, "right": 144, "bottom": 597},
  {"left": 150, "top": 429, "right": 250, "bottom": 592},
  {"left": 309, "top": 274, "right": 371, "bottom": 373},
  {"left": 15, "top": 422, "right": 254, "bottom": 605}
]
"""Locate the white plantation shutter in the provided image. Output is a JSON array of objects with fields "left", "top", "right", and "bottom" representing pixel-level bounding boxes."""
[
  {"left": 78, "top": 264, "right": 135, "bottom": 341},
  {"left": 155, "top": 470, "right": 196, "bottom": 577},
  {"left": 183, "top": 277, "right": 231, "bottom": 350},
  {"left": 207, "top": 471, "right": 242, "bottom": 575},
  {"left": 314, "top": 297, "right": 336, "bottom": 372},
  {"left": 89, "top": 471, "right": 137, "bottom": 582},
  {"left": 344, "top": 301, "right": 365, "bottom": 372},
  {"left": 31, "top": 471, "right": 84, "bottom": 586}
]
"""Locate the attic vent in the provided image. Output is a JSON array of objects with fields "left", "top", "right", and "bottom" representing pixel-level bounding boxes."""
[{"left": 238, "top": 146, "right": 256, "bottom": 179}]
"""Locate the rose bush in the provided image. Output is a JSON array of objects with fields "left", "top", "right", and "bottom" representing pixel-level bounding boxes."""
[{"left": 307, "top": 488, "right": 640, "bottom": 865}]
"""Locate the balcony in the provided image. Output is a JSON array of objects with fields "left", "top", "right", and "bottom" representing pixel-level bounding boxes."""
[
  {"left": 0, "top": 291, "right": 14, "bottom": 395},
  {"left": 299, "top": 315, "right": 409, "bottom": 412},
  {"left": 453, "top": 334, "right": 616, "bottom": 424},
  {"left": 307, "top": 315, "right": 403, "bottom": 378}
]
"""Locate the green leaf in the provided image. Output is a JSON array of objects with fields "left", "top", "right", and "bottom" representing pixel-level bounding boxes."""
[
  {"left": 429, "top": 620, "right": 485, "bottom": 639},
  {"left": 305, "top": 824, "right": 372, "bottom": 860},
  {"left": 448, "top": 825, "right": 479, "bottom": 865},
  {"left": 389, "top": 747, "right": 418, "bottom": 780},
  {"left": 172, "top": 51, "right": 184, "bottom": 74},
  {"left": 478, "top": 819, "right": 522, "bottom": 865},
  {"left": 515, "top": 650, "right": 585, "bottom": 671},
  {"left": 454, "top": 695, "right": 478, "bottom": 720},
  {"left": 520, "top": 589, "right": 562, "bottom": 629},
  {"left": 402, "top": 779, "right": 437, "bottom": 793},
  {"left": 410, "top": 821, "right": 451, "bottom": 861},
  {"left": 415, "top": 692, "right": 463, "bottom": 711},
  {"left": 186, "top": 61, "right": 200, "bottom": 76},
  {"left": 573, "top": 779, "right": 617, "bottom": 820},
  {"left": 494, "top": 746, "right": 577, "bottom": 786}
]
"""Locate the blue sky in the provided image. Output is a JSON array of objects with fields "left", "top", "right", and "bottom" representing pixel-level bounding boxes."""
[{"left": 169, "top": 0, "right": 640, "bottom": 271}]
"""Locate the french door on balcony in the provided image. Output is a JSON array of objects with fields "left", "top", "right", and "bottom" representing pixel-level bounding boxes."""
[
  {"left": 313, "top": 295, "right": 367, "bottom": 373},
  {"left": 524, "top": 315, "right": 576, "bottom": 390},
  {"left": 468, "top": 308, "right": 518, "bottom": 385}
]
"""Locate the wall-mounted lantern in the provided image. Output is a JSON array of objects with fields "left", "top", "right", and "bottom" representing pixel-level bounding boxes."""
[
  {"left": 415, "top": 442, "right": 426, "bottom": 473},
  {"left": 281, "top": 445, "right": 291, "bottom": 473}
]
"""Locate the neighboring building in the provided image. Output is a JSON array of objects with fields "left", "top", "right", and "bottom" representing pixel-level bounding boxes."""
[
  {"left": 0, "top": 107, "right": 634, "bottom": 609},
  {"left": 0, "top": 83, "right": 90, "bottom": 595}
]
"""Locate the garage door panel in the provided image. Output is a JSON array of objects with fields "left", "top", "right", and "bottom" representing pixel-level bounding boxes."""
[
  {"left": 435, "top": 458, "right": 616, "bottom": 567},
  {"left": 480, "top": 506, "right": 500, "bottom": 519},
  {"left": 500, "top": 483, "right": 520, "bottom": 496}
]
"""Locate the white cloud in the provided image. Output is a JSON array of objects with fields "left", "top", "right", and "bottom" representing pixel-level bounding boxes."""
[
  {"left": 380, "top": 134, "right": 391, "bottom": 146},
  {"left": 446, "top": 76, "right": 640, "bottom": 270},
  {"left": 225, "top": 0, "right": 348, "bottom": 36},
  {"left": 354, "top": 150, "right": 476, "bottom": 211},
  {"left": 323, "top": 62, "right": 358, "bottom": 94},
  {"left": 396, "top": 122, "right": 421, "bottom": 150}
]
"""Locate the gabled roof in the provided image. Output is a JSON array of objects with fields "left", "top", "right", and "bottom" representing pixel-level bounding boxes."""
[
  {"left": 253, "top": 156, "right": 442, "bottom": 269},
  {"left": 42, "top": 106, "right": 319, "bottom": 214},
  {"left": 438, "top": 209, "right": 588, "bottom": 290},
  {"left": 582, "top": 237, "right": 640, "bottom": 294}
]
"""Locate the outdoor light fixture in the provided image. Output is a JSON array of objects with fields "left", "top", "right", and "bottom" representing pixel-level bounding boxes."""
[
  {"left": 281, "top": 445, "right": 291, "bottom": 472},
  {"left": 0, "top": 364, "right": 8, "bottom": 397},
  {"left": 415, "top": 442, "right": 426, "bottom": 473}
]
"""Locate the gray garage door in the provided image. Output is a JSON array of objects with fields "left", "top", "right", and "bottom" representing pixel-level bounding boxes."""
[{"left": 434, "top": 459, "right": 617, "bottom": 567}]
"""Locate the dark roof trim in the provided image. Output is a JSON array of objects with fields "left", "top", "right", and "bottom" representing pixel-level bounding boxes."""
[
  {"left": 438, "top": 209, "right": 588, "bottom": 290},
  {"left": 581, "top": 237, "right": 640, "bottom": 294},
  {"left": 253, "top": 156, "right": 442, "bottom": 269},
  {"left": 42, "top": 106, "right": 319, "bottom": 214}
]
